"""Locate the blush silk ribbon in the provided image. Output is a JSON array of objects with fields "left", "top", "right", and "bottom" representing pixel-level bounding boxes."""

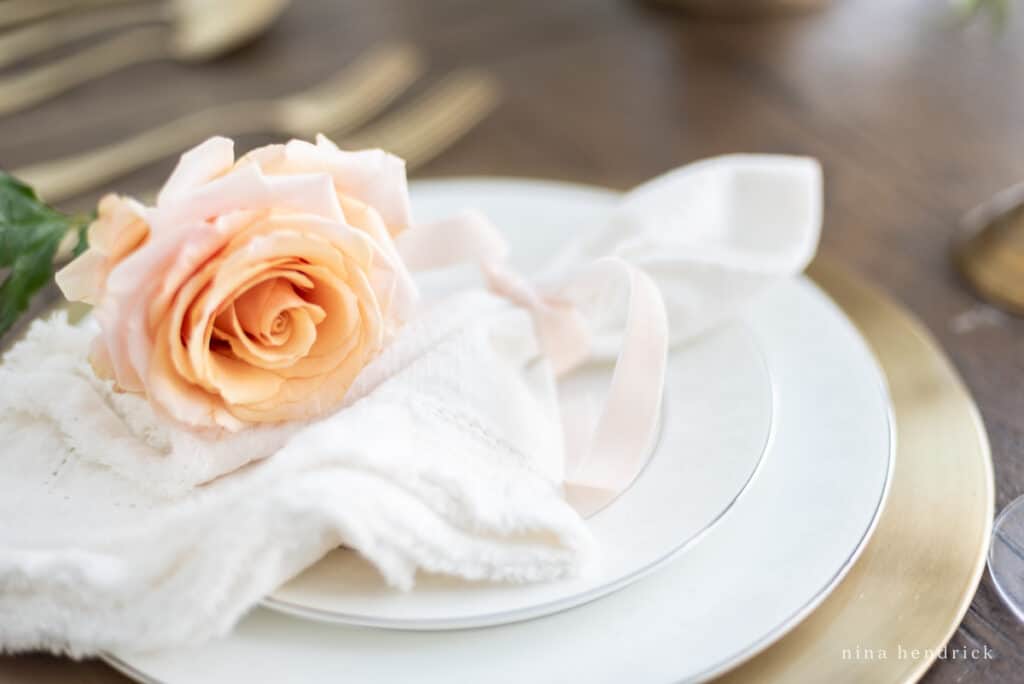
[
  {"left": 396, "top": 211, "right": 669, "bottom": 516},
  {"left": 394, "top": 155, "right": 823, "bottom": 515}
]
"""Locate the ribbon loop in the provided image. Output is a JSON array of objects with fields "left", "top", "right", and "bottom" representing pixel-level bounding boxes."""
[
  {"left": 398, "top": 155, "right": 822, "bottom": 515},
  {"left": 401, "top": 217, "right": 670, "bottom": 516},
  {"left": 558, "top": 259, "right": 668, "bottom": 514}
]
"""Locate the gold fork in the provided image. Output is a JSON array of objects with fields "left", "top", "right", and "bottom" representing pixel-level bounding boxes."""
[
  {"left": 14, "top": 42, "right": 424, "bottom": 202},
  {"left": 0, "top": 0, "right": 131, "bottom": 30},
  {"left": 129, "top": 70, "right": 500, "bottom": 201},
  {"left": 346, "top": 69, "right": 500, "bottom": 170},
  {"left": 50, "top": 68, "right": 500, "bottom": 254},
  {"left": 12, "top": 59, "right": 500, "bottom": 348}
]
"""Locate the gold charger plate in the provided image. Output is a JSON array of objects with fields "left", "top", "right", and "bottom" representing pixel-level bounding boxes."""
[
  {"left": 719, "top": 259, "right": 995, "bottom": 683},
  {"left": 0, "top": 259, "right": 995, "bottom": 683}
]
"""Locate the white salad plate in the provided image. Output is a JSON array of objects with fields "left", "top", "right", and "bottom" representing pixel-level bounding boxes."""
[
  {"left": 106, "top": 179, "right": 893, "bottom": 683},
  {"left": 264, "top": 175, "right": 775, "bottom": 628}
]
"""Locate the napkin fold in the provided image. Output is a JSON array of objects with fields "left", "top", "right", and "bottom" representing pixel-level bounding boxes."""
[
  {"left": 1, "top": 294, "right": 591, "bottom": 655},
  {"left": 0, "top": 154, "right": 821, "bottom": 655}
]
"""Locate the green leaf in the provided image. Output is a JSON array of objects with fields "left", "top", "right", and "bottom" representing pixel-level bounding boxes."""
[
  {"left": 957, "top": 0, "right": 1014, "bottom": 28},
  {"left": 0, "top": 173, "right": 63, "bottom": 267},
  {"left": 0, "top": 172, "right": 89, "bottom": 338},
  {"left": 0, "top": 231, "right": 62, "bottom": 336},
  {"left": 71, "top": 215, "right": 91, "bottom": 258}
]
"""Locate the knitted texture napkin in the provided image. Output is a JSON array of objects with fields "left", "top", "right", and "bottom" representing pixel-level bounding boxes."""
[
  {"left": 1, "top": 292, "right": 593, "bottom": 655},
  {"left": 0, "top": 154, "right": 821, "bottom": 656}
]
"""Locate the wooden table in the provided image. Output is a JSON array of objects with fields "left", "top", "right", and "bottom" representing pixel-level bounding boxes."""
[{"left": 1, "top": 0, "right": 1022, "bottom": 680}]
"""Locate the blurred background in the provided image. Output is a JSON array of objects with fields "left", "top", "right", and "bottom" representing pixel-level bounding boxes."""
[
  {"left": 0, "top": 0, "right": 1023, "bottom": 681},
  {"left": 1, "top": 0, "right": 1020, "bottom": 205}
]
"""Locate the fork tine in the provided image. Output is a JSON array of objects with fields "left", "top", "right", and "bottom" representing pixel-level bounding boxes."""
[
  {"left": 342, "top": 70, "right": 500, "bottom": 170},
  {"left": 0, "top": 4, "right": 161, "bottom": 70},
  {"left": 286, "top": 42, "right": 425, "bottom": 137},
  {"left": 15, "top": 43, "right": 425, "bottom": 203},
  {"left": 100, "top": 70, "right": 499, "bottom": 210},
  {"left": 0, "top": 0, "right": 126, "bottom": 31}
]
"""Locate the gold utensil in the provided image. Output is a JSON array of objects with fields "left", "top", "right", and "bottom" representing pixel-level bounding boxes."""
[
  {"left": 15, "top": 43, "right": 424, "bottom": 202},
  {"left": 0, "top": 0, "right": 131, "bottom": 30},
  {"left": 0, "top": 4, "right": 161, "bottom": 70},
  {"left": 124, "top": 70, "right": 498, "bottom": 203},
  {"left": 0, "top": 0, "right": 290, "bottom": 116},
  {"left": 954, "top": 184, "right": 1024, "bottom": 315},
  {"left": 345, "top": 70, "right": 500, "bottom": 170},
  {"left": 50, "top": 67, "right": 499, "bottom": 258}
]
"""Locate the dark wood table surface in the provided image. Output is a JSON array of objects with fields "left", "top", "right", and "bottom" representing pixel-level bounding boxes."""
[{"left": 2, "top": 0, "right": 1023, "bottom": 681}]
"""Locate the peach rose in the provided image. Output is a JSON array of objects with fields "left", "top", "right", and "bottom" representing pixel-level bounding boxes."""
[{"left": 57, "top": 135, "right": 417, "bottom": 431}]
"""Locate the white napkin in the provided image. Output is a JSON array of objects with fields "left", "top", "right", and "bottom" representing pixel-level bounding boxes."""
[
  {"left": 0, "top": 293, "right": 594, "bottom": 655},
  {"left": 542, "top": 155, "right": 822, "bottom": 347},
  {"left": 0, "top": 154, "right": 820, "bottom": 656}
]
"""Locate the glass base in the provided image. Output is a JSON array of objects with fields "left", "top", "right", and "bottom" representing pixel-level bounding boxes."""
[{"left": 989, "top": 494, "right": 1024, "bottom": 622}]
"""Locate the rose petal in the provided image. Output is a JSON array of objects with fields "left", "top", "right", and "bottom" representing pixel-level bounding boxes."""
[
  {"left": 217, "top": 276, "right": 325, "bottom": 369},
  {"left": 222, "top": 303, "right": 321, "bottom": 369},
  {"left": 235, "top": 277, "right": 309, "bottom": 338},
  {"left": 206, "top": 350, "right": 285, "bottom": 405},
  {"left": 55, "top": 249, "right": 106, "bottom": 305},
  {"left": 157, "top": 136, "right": 235, "bottom": 207},
  {"left": 89, "top": 194, "right": 149, "bottom": 259},
  {"left": 243, "top": 136, "right": 412, "bottom": 236},
  {"left": 148, "top": 320, "right": 246, "bottom": 431},
  {"left": 57, "top": 195, "right": 150, "bottom": 306},
  {"left": 316, "top": 135, "right": 412, "bottom": 236},
  {"left": 155, "top": 163, "right": 345, "bottom": 230},
  {"left": 337, "top": 195, "right": 417, "bottom": 326}
]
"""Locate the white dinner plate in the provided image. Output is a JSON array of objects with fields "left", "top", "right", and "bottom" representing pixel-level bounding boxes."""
[
  {"left": 106, "top": 179, "right": 893, "bottom": 683},
  {"left": 265, "top": 177, "right": 775, "bottom": 629}
]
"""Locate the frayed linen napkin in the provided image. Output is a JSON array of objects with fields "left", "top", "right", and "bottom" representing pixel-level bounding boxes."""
[{"left": 0, "top": 153, "right": 820, "bottom": 656}]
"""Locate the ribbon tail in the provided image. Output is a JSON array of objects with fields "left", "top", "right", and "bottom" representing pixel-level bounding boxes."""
[
  {"left": 391, "top": 208, "right": 672, "bottom": 517},
  {"left": 562, "top": 258, "right": 669, "bottom": 516}
]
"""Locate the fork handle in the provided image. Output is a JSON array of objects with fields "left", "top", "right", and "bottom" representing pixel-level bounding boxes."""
[
  {"left": 15, "top": 102, "right": 269, "bottom": 202},
  {"left": 0, "top": 26, "right": 170, "bottom": 117},
  {"left": 0, "top": 4, "right": 167, "bottom": 70},
  {"left": 0, "top": 0, "right": 136, "bottom": 31}
]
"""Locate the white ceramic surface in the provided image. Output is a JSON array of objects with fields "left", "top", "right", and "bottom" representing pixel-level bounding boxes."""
[
  {"left": 264, "top": 176, "right": 776, "bottom": 630},
  {"left": 265, "top": 323, "right": 773, "bottom": 629},
  {"left": 107, "top": 179, "right": 893, "bottom": 683}
]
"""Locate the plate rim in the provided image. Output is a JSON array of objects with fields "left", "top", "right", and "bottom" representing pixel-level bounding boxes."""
[
  {"left": 416, "top": 178, "right": 896, "bottom": 666},
  {"left": 715, "top": 258, "right": 992, "bottom": 683},
  {"left": 694, "top": 279, "right": 896, "bottom": 680}
]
